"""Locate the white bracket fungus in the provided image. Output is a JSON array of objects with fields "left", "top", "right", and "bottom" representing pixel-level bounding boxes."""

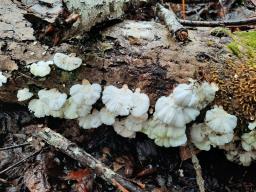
[
  {"left": 154, "top": 96, "right": 200, "bottom": 127},
  {"left": 17, "top": 88, "right": 33, "bottom": 101},
  {"left": 248, "top": 120, "right": 256, "bottom": 130},
  {"left": 28, "top": 88, "right": 67, "bottom": 118},
  {"left": 99, "top": 107, "right": 116, "bottom": 126},
  {"left": 130, "top": 88, "right": 150, "bottom": 117},
  {"left": 113, "top": 119, "right": 136, "bottom": 138},
  {"left": 102, "top": 84, "right": 133, "bottom": 116},
  {"left": 78, "top": 110, "right": 102, "bottom": 129},
  {"left": 30, "top": 61, "right": 53, "bottom": 77},
  {"left": 205, "top": 106, "right": 237, "bottom": 133},
  {"left": 0, "top": 71, "right": 7, "bottom": 86},
  {"left": 70, "top": 80, "right": 101, "bottom": 105},
  {"left": 53, "top": 53, "right": 82, "bottom": 71},
  {"left": 38, "top": 89, "right": 67, "bottom": 111}
]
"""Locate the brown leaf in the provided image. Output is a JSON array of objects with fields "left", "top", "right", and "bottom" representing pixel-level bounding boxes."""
[
  {"left": 24, "top": 163, "right": 51, "bottom": 192},
  {"left": 65, "top": 168, "right": 91, "bottom": 182}
]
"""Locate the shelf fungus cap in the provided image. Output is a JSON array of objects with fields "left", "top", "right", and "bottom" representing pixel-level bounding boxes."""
[
  {"left": 113, "top": 119, "right": 136, "bottom": 138},
  {"left": 0, "top": 71, "right": 7, "bottom": 86},
  {"left": 154, "top": 134, "right": 187, "bottom": 148},
  {"left": 172, "top": 82, "right": 200, "bottom": 107},
  {"left": 70, "top": 81, "right": 101, "bottom": 105},
  {"left": 38, "top": 88, "right": 67, "bottom": 111},
  {"left": 53, "top": 53, "right": 82, "bottom": 71},
  {"left": 205, "top": 106, "right": 237, "bottom": 133},
  {"left": 102, "top": 84, "right": 133, "bottom": 116},
  {"left": 63, "top": 98, "right": 79, "bottom": 119},
  {"left": 190, "top": 123, "right": 212, "bottom": 151},
  {"left": 198, "top": 82, "right": 219, "bottom": 106},
  {"left": 248, "top": 120, "right": 256, "bottom": 130},
  {"left": 241, "top": 130, "right": 256, "bottom": 151},
  {"left": 17, "top": 88, "right": 33, "bottom": 101},
  {"left": 154, "top": 96, "right": 200, "bottom": 127},
  {"left": 144, "top": 119, "right": 187, "bottom": 147},
  {"left": 78, "top": 110, "right": 102, "bottom": 129},
  {"left": 28, "top": 99, "right": 50, "bottom": 117},
  {"left": 208, "top": 132, "right": 234, "bottom": 146},
  {"left": 30, "top": 61, "right": 53, "bottom": 77},
  {"left": 99, "top": 107, "right": 116, "bottom": 126},
  {"left": 124, "top": 113, "right": 148, "bottom": 132},
  {"left": 130, "top": 88, "right": 150, "bottom": 117}
]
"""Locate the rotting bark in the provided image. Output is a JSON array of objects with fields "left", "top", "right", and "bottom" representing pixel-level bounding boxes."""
[
  {"left": 0, "top": 6, "right": 218, "bottom": 105},
  {"left": 156, "top": 3, "right": 188, "bottom": 41},
  {"left": 37, "top": 127, "right": 144, "bottom": 192}
]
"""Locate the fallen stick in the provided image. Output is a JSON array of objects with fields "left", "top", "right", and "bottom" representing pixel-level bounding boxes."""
[
  {"left": 0, "top": 142, "right": 30, "bottom": 151},
  {"left": 188, "top": 143, "right": 205, "bottom": 192},
  {"left": 37, "top": 128, "right": 144, "bottom": 192},
  {"left": 156, "top": 3, "right": 188, "bottom": 41},
  {"left": 179, "top": 17, "right": 256, "bottom": 27}
]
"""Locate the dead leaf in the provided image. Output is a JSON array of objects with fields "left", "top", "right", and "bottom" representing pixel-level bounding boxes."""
[
  {"left": 24, "top": 163, "right": 51, "bottom": 192},
  {"left": 64, "top": 168, "right": 91, "bottom": 182}
]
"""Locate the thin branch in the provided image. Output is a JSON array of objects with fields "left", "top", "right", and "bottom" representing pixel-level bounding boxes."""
[
  {"left": 156, "top": 3, "right": 188, "bottom": 41},
  {"left": 179, "top": 17, "right": 256, "bottom": 27},
  {"left": 0, "top": 150, "right": 40, "bottom": 175},
  {"left": 0, "top": 142, "right": 30, "bottom": 151},
  {"left": 37, "top": 128, "right": 144, "bottom": 192},
  {"left": 188, "top": 143, "right": 205, "bottom": 192}
]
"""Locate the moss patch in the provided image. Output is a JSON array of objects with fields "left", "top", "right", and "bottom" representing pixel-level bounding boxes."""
[{"left": 227, "top": 31, "right": 256, "bottom": 68}]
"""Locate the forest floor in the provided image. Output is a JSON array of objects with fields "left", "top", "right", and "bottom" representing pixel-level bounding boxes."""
[{"left": 0, "top": 0, "right": 256, "bottom": 192}]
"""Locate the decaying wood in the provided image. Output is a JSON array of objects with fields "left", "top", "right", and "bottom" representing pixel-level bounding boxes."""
[
  {"left": 156, "top": 3, "right": 188, "bottom": 41},
  {"left": 179, "top": 17, "right": 256, "bottom": 26},
  {"left": 0, "top": 15, "right": 216, "bottom": 104},
  {"left": 37, "top": 127, "right": 144, "bottom": 192}
]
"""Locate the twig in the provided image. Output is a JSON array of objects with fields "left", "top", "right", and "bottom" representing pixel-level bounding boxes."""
[
  {"left": 0, "top": 142, "right": 30, "bottom": 151},
  {"left": 0, "top": 178, "right": 8, "bottom": 184},
  {"left": 179, "top": 17, "right": 256, "bottom": 27},
  {"left": 0, "top": 150, "right": 40, "bottom": 175},
  {"left": 156, "top": 3, "right": 188, "bottom": 41},
  {"left": 188, "top": 143, "right": 205, "bottom": 192},
  {"left": 37, "top": 127, "right": 144, "bottom": 192}
]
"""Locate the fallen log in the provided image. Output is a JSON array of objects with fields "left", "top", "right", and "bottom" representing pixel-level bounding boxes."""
[
  {"left": 156, "top": 3, "right": 188, "bottom": 41},
  {"left": 37, "top": 127, "right": 144, "bottom": 192}
]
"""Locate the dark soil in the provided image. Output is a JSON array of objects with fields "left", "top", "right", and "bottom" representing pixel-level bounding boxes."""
[{"left": 0, "top": 104, "right": 255, "bottom": 192}]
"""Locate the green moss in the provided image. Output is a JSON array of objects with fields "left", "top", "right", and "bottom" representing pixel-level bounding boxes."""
[
  {"left": 210, "top": 27, "right": 230, "bottom": 37},
  {"left": 227, "top": 31, "right": 256, "bottom": 68}
]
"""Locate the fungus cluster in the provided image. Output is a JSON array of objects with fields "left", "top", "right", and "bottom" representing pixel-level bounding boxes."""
[
  {"left": 29, "top": 53, "right": 83, "bottom": 77},
  {"left": 144, "top": 80, "right": 219, "bottom": 147},
  {"left": 191, "top": 106, "right": 237, "bottom": 150},
  {"left": 17, "top": 88, "right": 33, "bottom": 101},
  {"left": 17, "top": 51, "right": 255, "bottom": 166},
  {"left": 102, "top": 85, "right": 150, "bottom": 137}
]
